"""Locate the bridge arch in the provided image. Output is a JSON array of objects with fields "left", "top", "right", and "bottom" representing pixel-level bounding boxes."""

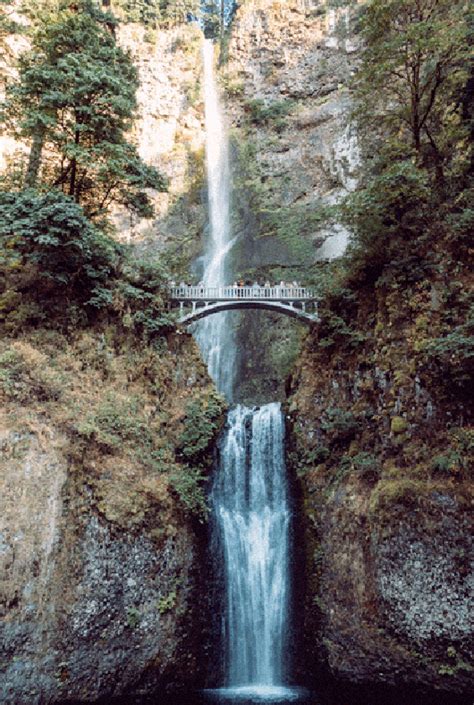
[{"left": 178, "top": 301, "right": 318, "bottom": 325}]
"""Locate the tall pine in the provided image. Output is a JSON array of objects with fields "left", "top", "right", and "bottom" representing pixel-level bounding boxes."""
[{"left": 3, "top": 0, "right": 166, "bottom": 217}]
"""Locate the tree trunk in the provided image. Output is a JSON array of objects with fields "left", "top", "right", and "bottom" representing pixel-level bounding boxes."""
[
  {"left": 25, "top": 127, "right": 46, "bottom": 188},
  {"left": 69, "top": 128, "right": 80, "bottom": 198}
]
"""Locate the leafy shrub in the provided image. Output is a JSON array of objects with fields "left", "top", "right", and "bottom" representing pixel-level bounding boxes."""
[
  {"left": 76, "top": 393, "right": 174, "bottom": 473},
  {"left": 322, "top": 407, "right": 362, "bottom": 441},
  {"left": 0, "top": 189, "right": 120, "bottom": 305},
  {"left": 169, "top": 466, "right": 208, "bottom": 522},
  {"left": 340, "top": 160, "right": 430, "bottom": 281},
  {"left": 244, "top": 98, "right": 295, "bottom": 131},
  {"left": 177, "top": 391, "right": 225, "bottom": 461},
  {"left": 423, "top": 315, "right": 474, "bottom": 390},
  {"left": 431, "top": 429, "right": 473, "bottom": 478},
  {"left": 77, "top": 395, "right": 148, "bottom": 450},
  {"left": 114, "top": 256, "right": 175, "bottom": 337}
]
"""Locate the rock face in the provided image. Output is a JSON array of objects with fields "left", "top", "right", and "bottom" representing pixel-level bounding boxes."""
[
  {"left": 112, "top": 22, "right": 207, "bottom": 255},
  {"left": 287, "top": 290, "right": 473, "bottom": 694},
  {"left": 201, "top": 0, "right": 365, "bottom": 403},
  {"left": 0, "top": 332, "right": 223, "bottom": 704},
  {"left": 225, "top": 0, "right": 363, "bottom": 265}
]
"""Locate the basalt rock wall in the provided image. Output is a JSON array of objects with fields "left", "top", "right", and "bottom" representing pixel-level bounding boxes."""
[
  {"left": 0, "top": 330, "right": 224, "bottom": 704},
  {"left": 287, "top": 281, "right": 473, "bottom": 694}
]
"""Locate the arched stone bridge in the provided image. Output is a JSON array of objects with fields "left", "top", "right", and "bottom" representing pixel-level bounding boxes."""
[{"left": 169, "top": 285, "right": 319, "bottom": 325}]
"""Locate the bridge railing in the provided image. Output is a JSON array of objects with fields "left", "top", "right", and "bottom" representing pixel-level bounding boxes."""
[{"left": 169, "top": 285, "right": 316, "bottom": 301}]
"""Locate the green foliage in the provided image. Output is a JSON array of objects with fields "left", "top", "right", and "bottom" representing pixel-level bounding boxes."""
[
  {"left": 170, "top": 390, "right": 225, "bottom": 521},
  {"left": 157, "top": 589, "right": 177, "bottom": 614},
  {"left": 76, "top": 393, "right": 175, "bottom": 474},
  {"left": 339, "top": 451, "right": 380, "bottom": 482},
  {"left": 177, "top": 391, "right": 225, "bottom": 461},
  {"left": 321, "top": 407, "right": 361, "bottom": 441},
  {"left": 115, "top": 0, "right": 162, "bottom": 25},
  {"left": 0, "top": 343, "right": 63, "bottom": 402},
  {"left": 77, "top": 395, "right": 147, "bottom": 449},
  {"left": 169, "top": 465, "right": 208, "bottom": 521},
  {"left": 293, "top": 445, "right": 330, "bottom": 476},
  {"left": 126, "top": 607, "right": 141, "bottom": 628},
  {"left": 114, "top": 256, "right": 175, "bottom": 337},
  {"left": 355, "top": 0, "right": 471, "bottom": 166},
  {"left": 0, "top": 189, "right": 120, "bottom": 302},
  {"left": 431, "top": 428, "right": 473, "bottom": 479},
  {"left": 244, "top": 98, "right": 295, "bottom": 132},
  {"left": 340, "top": 159, "right": 431, "bottom": 278},
  {"left": 422, "top": 313, "right": 474, "bottom": 389},
  {"left": 3, "top": 0, "right": 166, "bottom": 215},
  {"left": 0, "top": 188, "right": 176, "bottom": 336}
]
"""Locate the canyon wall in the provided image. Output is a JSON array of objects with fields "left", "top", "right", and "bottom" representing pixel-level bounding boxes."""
[
  {"left": 215, "top": 0, "right": 364, "bottom": 402},
  {"left": 0, "top": 330, "right": 224, "bottom": 704},
  {"left": 287, "top": 278, "right": 473, "bottom": 694}
]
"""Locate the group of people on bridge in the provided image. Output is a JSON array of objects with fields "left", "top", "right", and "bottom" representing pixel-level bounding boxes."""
[{"left": 170, "top": 279, "right": 302, "bottom": 290}]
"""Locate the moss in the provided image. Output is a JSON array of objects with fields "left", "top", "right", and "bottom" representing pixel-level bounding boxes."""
[
  {"left": 391, "top": 416, "right": 408, "bottom": 434},
  {"left": 0, "top": 327, "right": 223, "bottom": 536},
  {"left": 368, "top": 478, "right": 426, "bottom": 517}
]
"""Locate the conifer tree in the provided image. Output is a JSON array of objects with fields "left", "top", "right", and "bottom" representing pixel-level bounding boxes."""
[{"left": 3, "top": 0, "right": 166, "bottom": 217}]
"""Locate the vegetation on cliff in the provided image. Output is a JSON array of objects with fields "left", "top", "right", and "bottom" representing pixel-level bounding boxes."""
[
  {"left": 0, "top": 0, "right": 173, "bottom": 333},
  {"left": 0, "top": 0, "right": 227, "bottom": 530},
  {"left": 287, "top": 0, "right": 473, "bottom": 690}
]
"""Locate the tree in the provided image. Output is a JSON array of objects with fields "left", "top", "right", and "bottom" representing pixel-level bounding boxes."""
[
  {"left": 0, "top": 188, "right": 120, "bottom": 303},
  {"left": 3, "top": 0, "right": 166, "bottom": 216},
  {"left": 355, "top": 0, "right": 472, "bottom": 177}
]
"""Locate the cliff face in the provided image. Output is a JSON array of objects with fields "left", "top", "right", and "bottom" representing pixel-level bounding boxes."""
[
  {"left": 0, "top": 13, "right": 208, "bottom": 266},
  {"left": 0, "top": 330, "right": 224, "bottom": 704},
  {"left": 287, "top": 279, "right": 473, "bottom": 693},
  {"left": 225, "top": 0, "right": 362, "bottom": 266},
  {"left": 113, "top": 22, "right": 207, "bottom": 257}
]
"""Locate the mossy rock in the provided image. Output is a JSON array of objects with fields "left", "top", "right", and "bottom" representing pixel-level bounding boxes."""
[{"left": 391, "top": 416, "right": 408, "bottom": 434}]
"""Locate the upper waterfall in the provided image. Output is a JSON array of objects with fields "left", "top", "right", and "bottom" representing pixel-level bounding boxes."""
[{"left": 194, "top": 39, "right": 236, "bottom": 401}]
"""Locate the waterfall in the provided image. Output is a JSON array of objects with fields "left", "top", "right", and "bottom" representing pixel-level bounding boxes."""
[
  {"left": 196, "top": 37, "right": 300, "bottom": 704},
  {"left": 194, "top": 39, "right": 236, "bottom": 401},
  {"left": 213, "top": 404, "right": 290, "bottom": 688}
]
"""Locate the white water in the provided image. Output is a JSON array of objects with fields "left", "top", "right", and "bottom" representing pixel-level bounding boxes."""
[
  {"left": 196, "top": 37, "right": 293, "bottom": 700},
  {"left": 194, "top": 39, "right": 236, "bottom": 401},
  {"left": 212, "top": 404, "right": 290, "bottom": 688}
]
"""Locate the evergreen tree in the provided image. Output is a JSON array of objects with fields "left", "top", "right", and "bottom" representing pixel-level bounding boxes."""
[{"left": 3, "top": 0, "right": 166, "bottom": 216}]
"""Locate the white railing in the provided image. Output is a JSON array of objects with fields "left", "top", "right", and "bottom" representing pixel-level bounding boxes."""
[{"left": 169, "top": 285, "right": 316, "bottom": 301}]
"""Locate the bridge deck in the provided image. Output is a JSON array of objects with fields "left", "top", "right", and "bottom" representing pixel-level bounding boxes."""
[{"left": 170, "top": 285, "right": 316, "bottom": 302}]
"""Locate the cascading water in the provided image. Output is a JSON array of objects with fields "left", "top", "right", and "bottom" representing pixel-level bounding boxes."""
[
  {"left": 194, "top": 39, "right": 236, "bottom": 401},
  {"left": 212, "top": 404, "right": 290, "bottom": 692},
  {"left": 196, "top": 37, "right": 301, "bottom": 705}
]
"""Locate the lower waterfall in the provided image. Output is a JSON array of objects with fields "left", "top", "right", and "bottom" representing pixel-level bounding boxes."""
[{"left": 213, "top": 404, "right": 290, "bottom": 688}]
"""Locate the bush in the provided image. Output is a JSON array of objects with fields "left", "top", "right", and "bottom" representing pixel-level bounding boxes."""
[
  {"left": 0, "top": 189, "right": 120, "bottom": 305},
  {"left": 322, "top": 407, "right": 362, "bottom": 441},
  {"left": 244, "top": 98, "right": 295, "bottom": 132},
  {"left": 169, "top": 466, "right": 208, "bottom": 522},
  {"left": 114, "top": 256, "right": 175, "bottom": 338},
  {"left": 177, "top": 391, "right": 225, "bottom": 461},
  {"left": 423, "top": 316, "right": 474, "bottom": 390},
  {"left": 431, "top": 428, "right": 473, "bottom": 479}
]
